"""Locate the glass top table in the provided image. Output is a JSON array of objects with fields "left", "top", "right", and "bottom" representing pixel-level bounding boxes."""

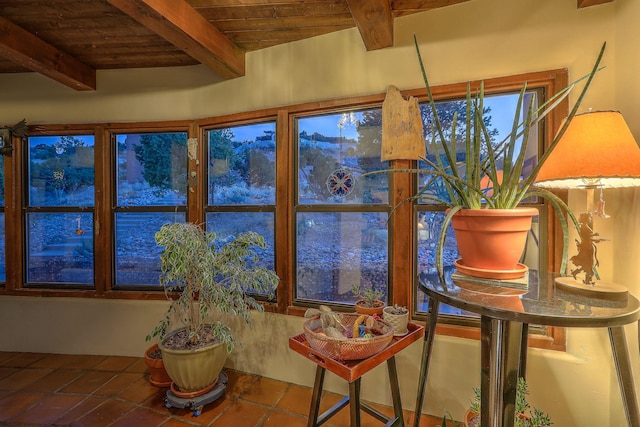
[{"left": 413, "top": 270, "right": 640, "bottom": 427}]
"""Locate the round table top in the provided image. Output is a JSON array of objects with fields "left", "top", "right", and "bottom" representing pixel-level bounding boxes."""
[{"left": 417, "top": 270, "right": 640, "bottom": 328}]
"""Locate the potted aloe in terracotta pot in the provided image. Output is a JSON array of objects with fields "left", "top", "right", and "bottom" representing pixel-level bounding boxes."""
[
  {"left": 374, "top": 37, "right": 606, "bottom": 280},
  {"left": 146, "top": 222, "right": 279, "bottom": 396}
]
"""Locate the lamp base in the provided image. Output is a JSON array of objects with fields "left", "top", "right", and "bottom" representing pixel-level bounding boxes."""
[{"left": 555, "top": 277, "right": 628, "bottom": 301}]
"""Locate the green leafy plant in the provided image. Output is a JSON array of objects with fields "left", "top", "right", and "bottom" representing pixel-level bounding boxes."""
[
  {"left": 146, "top": 222, "right": 279, "bottom": 352},
  {"left": 468, "top": 378, "right": 552, "bottom": 427},
  {"left": 351, "top": 283, "right": 384, "bottom": 308},
  {"left": 370, "top": 37, "right": 606, "bottom": 276},
  {"left": 438, "top": 412, "right": 465, "bottom": 427}
]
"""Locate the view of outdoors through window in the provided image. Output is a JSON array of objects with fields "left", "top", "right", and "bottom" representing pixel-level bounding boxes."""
[
  {"left": 12, "top": 86, "right": 543, "bottom": 311},
  {"left": 114, "top": 132, "right": 187, "bottom": 287},
  {"left": 296, "top": 110, "right": 389, "bottom": 306},
  {"left": 0, "top": 157, "right": 4, "bottom": 283},
  {"left": 27, "top": 135, "right": 95, "bottom": 285},
  {"left": 206, "top": 122, "right": 277, "bottom": 281},
  {"left": 415, "top": 91, "right": 542, "bottom": 317}
]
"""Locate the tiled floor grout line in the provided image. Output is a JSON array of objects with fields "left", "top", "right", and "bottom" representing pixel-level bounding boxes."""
[{"left": 0, "top": 353, "right": 444, "bottom": 427}]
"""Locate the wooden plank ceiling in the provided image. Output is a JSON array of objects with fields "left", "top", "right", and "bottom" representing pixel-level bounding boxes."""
[{"left": 0, "top": 0, "right": 613, "bottom": 91}]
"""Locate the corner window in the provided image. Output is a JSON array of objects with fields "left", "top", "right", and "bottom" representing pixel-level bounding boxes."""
[{"left": 415, "top": 91, "right": 544, "bottom": 320}]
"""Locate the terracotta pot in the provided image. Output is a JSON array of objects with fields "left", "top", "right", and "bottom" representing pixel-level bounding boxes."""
[
  {"left": 354, "top": 299, "right": 385, "bottom": 316},
  {"left": 144, "top": 343, "right": 172, "bottom": 387},
  {"left": 160, "top": 328, "right": 228, "bottom": 393},
  {"left": 450, "top": 208, "right": 538, "bottom": 278},
  {"left": 465, "top": 410, "right": 479, "bottom": 427}
]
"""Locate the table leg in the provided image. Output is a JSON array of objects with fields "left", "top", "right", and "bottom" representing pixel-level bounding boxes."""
[
  {"left": 349, "top": 378, "right": 362, "bottom": 427},
  {"left": 387, "top": 356, "right": 404, "bottom": 427},
  {"left": 308, "top": 365, "right": 326, "bottom": 427},
  {"left": 480, "top": 317, "right": 522, "bottom": 427},
  {"left": 609, "top": 326, "right": 640, "bottom": 426},
  {"left": 519, "top": 324, "right": 529, "bottom": 380},
  {"left": 413, "top": 298, "right": 439, "bottom": 427}
]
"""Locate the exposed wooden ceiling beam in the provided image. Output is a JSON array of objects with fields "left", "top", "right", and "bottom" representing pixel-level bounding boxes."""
[
  {"left": 577, "top": 0, "right": 614, "bottom": 8},
  {"left": 107, "top": 0, "right": 245, "bottom": 79},
  {"left": 0, "top": 16, "right": 96, "bottom": 91},
  {"left": 346, "top": 0, "right": 394, "bottom": 50}
]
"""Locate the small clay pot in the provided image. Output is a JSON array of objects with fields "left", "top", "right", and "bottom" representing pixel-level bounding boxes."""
[
  {"left": 144, "top": 343, "right": 172, "bottom": 387},
  {"left": 354, "top": 299, "right": 385, "bottom": 316}
]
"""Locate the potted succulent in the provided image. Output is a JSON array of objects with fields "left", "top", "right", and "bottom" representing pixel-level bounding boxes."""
[
  {"left": 382, "top": 304, "right": 409, "bottom": 336},
  {"left": 146, "top": 222, "right": 279, "bottom": 396},
  {"left": 351, "top": 283, "right": 385, "bottom": 315},
  {"left": 466, "top": 378, "right": 552, "bottom": 426},
  {"left": 374, "top": 37, "right": 606, "bottom": 279}
]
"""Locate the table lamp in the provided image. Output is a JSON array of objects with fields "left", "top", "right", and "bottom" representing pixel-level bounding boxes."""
[{"left": 534, "top": 110, "right": 640, "bottom": 300}]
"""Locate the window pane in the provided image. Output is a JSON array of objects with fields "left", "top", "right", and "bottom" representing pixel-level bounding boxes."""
[
  {"left": 0, "top": 156, "right": 4, "bottom": 205},
  {"left": 115, "top": 213, "right": 185, "bottom": 287},
  {"left": 297, "top": 111, "right": 388, "bottom": 204},
  {"left": 296, "top": 212, "right": 388, "bottom": 305},
  {"left": 418, "top": 93, "right": 538, "bottom": 205},
  {"left": 207, "top": 123, "right": 276, "bottom": 206},
  {"left": 0, "top": 156, "right": 4, "bottom": 283},
  {"left": 116, "top": 132, "right": 188, "bottom": 206},
  {"left": 0, "top": 213, "right": 4, "bottom": 283},
  {"left": 29, "top": 136, "right": 95, "bottom": 207},
  {"left": 206, "top": 212, "right": 275, "bottom": 271},
  {"left": 27, "top": 212, "right": 94, "bottom": 284}
]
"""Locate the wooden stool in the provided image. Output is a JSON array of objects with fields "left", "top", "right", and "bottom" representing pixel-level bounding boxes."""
[{"left": 289, "top": 323, "right": 424, "bottom": 427}]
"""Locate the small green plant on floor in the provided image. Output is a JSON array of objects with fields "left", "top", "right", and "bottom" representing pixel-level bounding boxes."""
[
  {"left": 468, "top": 378, "right": 552, "bottom": 427},
  {"left": 438, "top": 412, "right": 465, "bottom": 427}
]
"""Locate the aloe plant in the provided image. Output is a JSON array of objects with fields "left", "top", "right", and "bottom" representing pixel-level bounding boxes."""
[{"left": 372, "top": 37, "right": 606, "bottom": 276}]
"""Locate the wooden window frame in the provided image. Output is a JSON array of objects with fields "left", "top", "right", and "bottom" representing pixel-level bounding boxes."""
[{"left": 0, "top": 69, "right": 569, "bottom": 351}]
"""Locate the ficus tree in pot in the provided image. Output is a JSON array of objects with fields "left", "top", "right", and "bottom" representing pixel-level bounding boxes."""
[{"left": 146, "top": 222, "right": 279, "bottom": 394}]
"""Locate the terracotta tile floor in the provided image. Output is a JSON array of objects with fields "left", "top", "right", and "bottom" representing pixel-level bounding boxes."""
[{"left": 0, "top": 351, "right": 443, "bottom": 426}]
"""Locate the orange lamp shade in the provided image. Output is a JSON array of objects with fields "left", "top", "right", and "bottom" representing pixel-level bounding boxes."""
[{"left": 534, "top": 111, "right": 640, "bottom": 188}]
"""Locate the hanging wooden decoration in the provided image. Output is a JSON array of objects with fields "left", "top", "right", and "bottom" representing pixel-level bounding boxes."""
[{"left": 381, "top": 85, "right": 425, "bottom": 161}]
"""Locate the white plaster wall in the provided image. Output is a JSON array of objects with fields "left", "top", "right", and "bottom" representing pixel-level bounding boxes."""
[{"left": 1, "top": 0, "right": 639, "bottom": 425}]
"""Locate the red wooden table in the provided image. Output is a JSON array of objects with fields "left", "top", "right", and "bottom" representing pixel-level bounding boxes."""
[{"left": 289, "top": 322, "right": 424, "bottom": 427}]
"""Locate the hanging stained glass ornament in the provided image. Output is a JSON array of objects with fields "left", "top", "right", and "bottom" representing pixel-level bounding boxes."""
[
  {"left": 325, "top": 112, "right": 359, "bottom": 198},
  {"left": 326, "top": 167, "right": 354, "bottom": 197}
]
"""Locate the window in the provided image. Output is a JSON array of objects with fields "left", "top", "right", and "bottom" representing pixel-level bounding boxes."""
[
  {"left": 205, "top": 123, "right": 277, "bottom": 284},
  {"left": 26, "top": 135, "right": 95, "bottom": 287},
  {"left": 113, "top": 131, "right": 188, "bottom": 288},
  {"left": 0, "top": 156, "right": 4, "bottom": 283},
  {"left": 294, "top": 110, "right": 390, "bottom": 307},
  {"left": 5, "top": 70, "right": 568, "bottom": 349},
  {"left": 414, "top": 90, "right": 546, "bottom": 322}
]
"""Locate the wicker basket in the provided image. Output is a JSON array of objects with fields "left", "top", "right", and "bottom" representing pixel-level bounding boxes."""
[{"left": 303, "top": 313, "right": 394, "bottom": 360}]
